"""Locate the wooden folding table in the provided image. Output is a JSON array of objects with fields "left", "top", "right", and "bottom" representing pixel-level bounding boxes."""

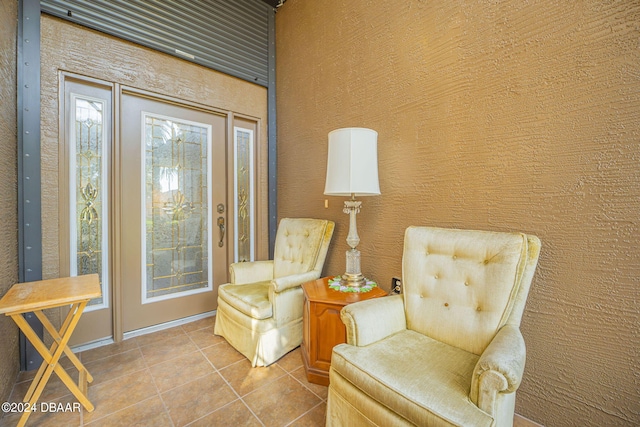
[{"left": 0, "top": 274, "right": 101, "bottom": 427}]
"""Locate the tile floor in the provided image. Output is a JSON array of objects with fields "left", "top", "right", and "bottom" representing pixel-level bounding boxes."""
[{"left": 1, "top": 316, "right": 327, "bottom": 427}]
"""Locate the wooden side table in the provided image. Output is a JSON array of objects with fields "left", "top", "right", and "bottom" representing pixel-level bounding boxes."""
[
  {"left": 0, "top": 274, "right": 101, "bottom": 427},
  {"left": 301, "top": 277, "right": 387, "bottom": 386}
]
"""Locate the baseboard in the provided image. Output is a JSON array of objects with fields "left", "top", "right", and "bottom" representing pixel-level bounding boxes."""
[
  {"left": 70, "top": 337, "right": 115, "bottom": 353},
  {"left": 70, "top": 310, "right": 217, "bottom": 353},
  {"left": 123, "top": 310, "right": 217, "bottom": 340},
  {"left": 514, "top": 413, "right": 544, "bottom": 427}
]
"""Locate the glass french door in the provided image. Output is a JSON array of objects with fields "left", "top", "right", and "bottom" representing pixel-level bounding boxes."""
[
  {"left": 120, "top": 91, "right": 227, "bottom": 333},
  {"left": 60, "top": 77, "right": 260, "bottom": 345}
]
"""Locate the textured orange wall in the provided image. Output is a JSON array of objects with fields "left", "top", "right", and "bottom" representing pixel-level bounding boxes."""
[
  {"left": 275, "top": 1, "right": 640, "bottom": 425},
  {"left": 0, "top": 0, "right": 19, "bottom": 404}
]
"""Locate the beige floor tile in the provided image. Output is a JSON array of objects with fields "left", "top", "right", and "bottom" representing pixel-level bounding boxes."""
[
  {"left": 134, "top": 326, "right": 186, "bottom": 348},
  {"left": 201, "top": 341, "right": 246, "bottom": 369},
  {"left": 514, "top": 414, "right": 545, "bottom": 427},
  {"left": 59, "top": 353, "right": 78, "bottom": 370},
  {"left": 186, "top": 399, "right": 262, "bottom": 427},
  {"left": 161, "top": 372, "right": 238, "bottom": 427},
  {"left": 6, "top": 315, "right": 337, "bottom": 427},
  {"left": 84, "top": 348, "right": 146, "bottom": 385},
  {"left": 243, "top": 375, "right": 322, "bottom": 427},
  {"left": 79, "top": 339, "right": 139, "bottom": 364},
  {"left": 139, "top": 333, "right": 198, "bottom": 367},
  {"left": 84, "top": 395, "right": 172, "bottom": 427},
  {"left": 181, "top": 316, "right": 216, "bottom": 333},
  {"left": 1, "top": 394, "right": 82, "bottom": 427},
  {"left": 82, "top": 369, "right": 157, "bottom": 424},
  {"left": 288, "top": 402, "right": 327, "bottom": 427},
  {"left": 289, "top": 366, "right": 328, "bottom": 400},
  {"left": 148, "top": 350, "right": 215, "bottom": 393},
  {"left": 14, "top": 368, "right": 38, "bottom": 385},
  {"left": 187, "top": 326, "right": 225, "bottom": 349},
  {"left": 9, "top": 366, "right": 79, "bottom": 404},
  {"left": 219, "top": 359, "right": 287, "bottom": 397},
  {"left": 275, "top": 347, "right": 304, "bottom": 372}
]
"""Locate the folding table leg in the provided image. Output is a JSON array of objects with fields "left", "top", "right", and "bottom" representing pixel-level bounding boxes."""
[
  {"left": 41, "top": 302, "right": 94, "bottom": 410},
  {"left": 21, "top": 302, "right": 85, "bottom": 402},
  {"left": 11, "top": 301, "right": 93, "bottom": 427},
  {"left": 12, "top": 314, "right": 56, "bottom": 427},
  {"left": 34, "top": 309, "right": 93, "bottom": 383}
]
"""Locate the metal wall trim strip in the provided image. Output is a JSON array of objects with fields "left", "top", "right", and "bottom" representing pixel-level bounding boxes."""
[
  {"left": 267, "top": 8, "right": 277, "bottom": 257},
  {"left": 18, "top": 0, "right": 44, "bottom": 371}
]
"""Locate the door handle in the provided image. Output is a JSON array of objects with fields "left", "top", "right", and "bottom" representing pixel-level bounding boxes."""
[{"left": 217, "top": 217, "right": 225, "bottom": 247}]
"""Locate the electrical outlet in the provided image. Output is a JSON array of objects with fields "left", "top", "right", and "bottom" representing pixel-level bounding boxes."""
[{"left": 391, "top": 277, "right": 402, "bottom": 294}]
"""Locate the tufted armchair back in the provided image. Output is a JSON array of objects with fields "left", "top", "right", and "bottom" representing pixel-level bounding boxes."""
[
  {"left": 402, "top": 226, "right": 541, "bottom": 356},
  {"left": 273, "top": 218, "right": 334, "bottom": 279}
]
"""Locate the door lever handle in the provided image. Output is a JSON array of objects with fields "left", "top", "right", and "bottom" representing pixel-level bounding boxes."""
[{"left": 217, "top": 217, "right": 225, "bottom": 247}]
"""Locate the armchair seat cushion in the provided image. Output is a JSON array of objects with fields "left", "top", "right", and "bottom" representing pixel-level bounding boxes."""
[
  {"left": 218, "top": 281, "right": 272, "bottom": 320},
  {"left": 331, "top": 330, "right": 492, "bottom": 427}
]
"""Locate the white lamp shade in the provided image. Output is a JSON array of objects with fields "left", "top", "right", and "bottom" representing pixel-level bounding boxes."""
[{"left": 324, "top": 128, "right": 381, "bottom": 196}]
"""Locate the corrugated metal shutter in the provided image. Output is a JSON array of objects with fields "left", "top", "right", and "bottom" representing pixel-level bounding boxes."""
[{"left": 40, "top": 0, "right": 271, "bottom": 87}]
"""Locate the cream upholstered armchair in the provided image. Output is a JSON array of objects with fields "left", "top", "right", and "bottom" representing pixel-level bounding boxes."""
[
  {"left": 327, "top": 226, "right": 541, "bottom": 427},
  {"left": 214, "top": 218, "right": 334, "bottom": 367}
]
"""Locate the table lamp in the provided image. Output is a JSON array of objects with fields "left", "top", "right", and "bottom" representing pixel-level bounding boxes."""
[{"left": 324, "top": 128, "right": 380, "bottom": 288}]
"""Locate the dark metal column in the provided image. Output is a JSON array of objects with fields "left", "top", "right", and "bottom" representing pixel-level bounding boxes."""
[
  {"left": 17, "top": 0, "right": 44, "bottom": 371},
  {"left": 267, "top": 7, "right": 277, "bottom": 257}
]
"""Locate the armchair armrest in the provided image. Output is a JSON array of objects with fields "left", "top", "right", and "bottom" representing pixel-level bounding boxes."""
[
  {"left": 340, "top": 294, "right": 406, "bottom": 347},
  {"left": 268, "top": 271, "right": 320, "bottom": 325},
  {"left": 230, "top": 260, "right": 274, "bottom": 285},
  {"left": 270, "top": 270, "right": 320, "bottom": 293},
  {"left": 470, "top": 324, "right": 526, "bottom": 415}
]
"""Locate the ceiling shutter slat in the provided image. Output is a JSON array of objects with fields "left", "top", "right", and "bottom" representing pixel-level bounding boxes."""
[{"left": 40, "top": 0, "right": 271, "bottom": 87}]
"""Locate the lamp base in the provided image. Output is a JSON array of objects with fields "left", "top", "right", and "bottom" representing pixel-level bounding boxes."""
[
  {"left": 339, "top": 272, "right": 367, "bottom": 288},
  {"left": 342, "top": 248, "right": 366, "bottom": 288}
]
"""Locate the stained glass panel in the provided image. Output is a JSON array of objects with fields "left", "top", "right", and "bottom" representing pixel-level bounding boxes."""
[
  {"left": 234, "top": 128, "right": 254, "bottom": 262},
  {"left": 143, "top": 115, "right": 211, "bottom": 301},
  {"left": 71, "top": 96, "right": 108, "bottom": 307}
]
